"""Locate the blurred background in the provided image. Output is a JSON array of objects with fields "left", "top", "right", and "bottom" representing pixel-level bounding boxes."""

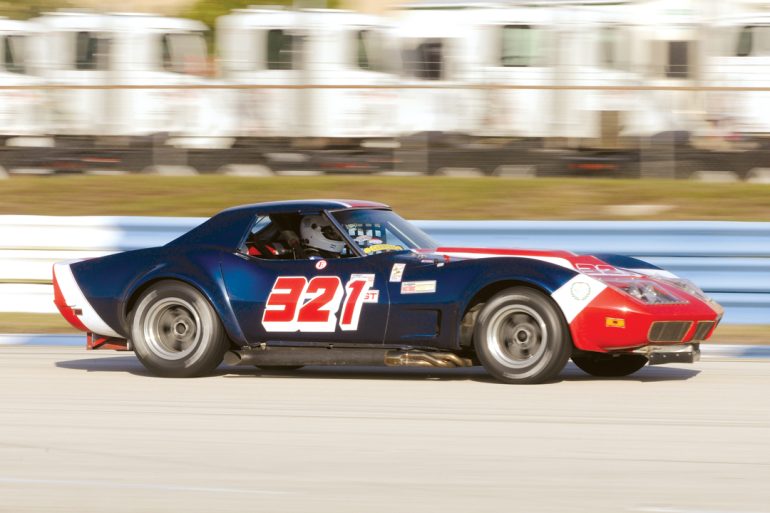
[{"left": 0, "top": 0, "right": 768, "bottom": 179}]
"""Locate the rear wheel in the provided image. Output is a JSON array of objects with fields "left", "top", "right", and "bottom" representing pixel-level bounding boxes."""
[
  {"left": 572, "top": 352, "right": 648, "bottom": 377},
  {"left": 474, "top": 287, "right": 571, "bottom": 384},
  {"left": 130, "top": 281, "right": 229, "bottom": 377}
]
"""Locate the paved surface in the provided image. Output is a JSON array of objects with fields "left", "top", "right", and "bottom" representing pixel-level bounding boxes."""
[{"left": 0, "top": 347, "right": 769, "bottom": 513}]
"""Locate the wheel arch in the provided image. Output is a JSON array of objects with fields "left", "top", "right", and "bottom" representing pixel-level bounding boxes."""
[
  {"left": 123, "top": 274, "right": 244, "bottom": 348},
  {"left": 457, "top": 278, "right": 572, "bottom": 350}
]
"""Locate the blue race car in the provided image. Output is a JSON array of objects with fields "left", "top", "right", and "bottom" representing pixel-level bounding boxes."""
[{"left": 53, "top": 200, "right": 721, "bottom": 383}]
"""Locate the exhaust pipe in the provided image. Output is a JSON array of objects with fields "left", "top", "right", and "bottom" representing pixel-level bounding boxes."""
[{"left": 225, "top": 346, "right": 473, "bottom": 368}]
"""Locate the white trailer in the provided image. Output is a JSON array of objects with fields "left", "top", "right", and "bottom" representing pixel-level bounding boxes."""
[
  {"left": 623, "top": 0, "right": 708, "bottom": 135},
  {"left": 707, "top": 14, "right": 770, "bottom": 140},
  {"left": 217, "top": 7, "right": 399, "bottom": 146},
  {"left": 394, "top": 2, "right": 668, "bottom": 147},
  {"left": 32, "top": 10, "right": 228, "bottom": 148},
  {"left": 0, "top": 18, "right": 48, "bottom": 145}
]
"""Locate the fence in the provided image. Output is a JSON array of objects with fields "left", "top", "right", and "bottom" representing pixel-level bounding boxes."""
[{"left": 0, "top": 216, "right": 766, "bottom": 324}]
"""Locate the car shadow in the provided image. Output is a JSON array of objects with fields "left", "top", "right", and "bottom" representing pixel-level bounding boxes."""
[{"left": 55, "top": 356, "right": 701, "bottom": 383}]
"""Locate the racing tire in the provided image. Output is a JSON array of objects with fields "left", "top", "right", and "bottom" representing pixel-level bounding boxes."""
[
  {"left": 474, "top": 287, "right": 571, "bottom": 384},
  {"left": 130, "top": 280, "right": 229, "bottom": 378},
  {"left": 572, "top": 352, "right": 648, "bottom": 377},
  {"left": 255, "top": 365, "right": 304, "bottom": 371}
]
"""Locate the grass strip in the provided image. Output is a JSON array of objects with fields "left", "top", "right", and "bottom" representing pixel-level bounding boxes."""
[{"left": 1, "top": 175, "right": 770, "bottom": 220}]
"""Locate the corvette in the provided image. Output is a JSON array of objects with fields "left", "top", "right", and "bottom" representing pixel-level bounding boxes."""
[{"left": 53, "top": 200, "right": 722, "bottom": 383}]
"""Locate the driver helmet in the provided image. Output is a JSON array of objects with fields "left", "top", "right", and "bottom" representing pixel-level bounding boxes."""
[{"left": 300, "top": 215, "right": 345, "bottom": 254}]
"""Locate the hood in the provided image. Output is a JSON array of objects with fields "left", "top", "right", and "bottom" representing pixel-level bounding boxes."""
[{"left": 433, "top": 246, "right": 659, "bottom": 277}]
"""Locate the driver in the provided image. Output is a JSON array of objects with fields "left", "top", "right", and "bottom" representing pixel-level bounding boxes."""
[{"left": 300, "top": 215, "right": 346, "bottom": 258}]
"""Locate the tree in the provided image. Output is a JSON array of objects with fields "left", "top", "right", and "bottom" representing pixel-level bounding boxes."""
[
  {"left": 0, "top": 0, "right": 72, "bottom": 19},
  {"left": 183, "top": 0, "right": 340, "bottom": 31}
]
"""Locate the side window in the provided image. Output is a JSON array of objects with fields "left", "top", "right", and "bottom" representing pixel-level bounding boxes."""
[
  {"left": 665, "top": 41, "right": 693, "bottom": 79},
  {"left": 3, "top": 35, "right": 26, "bottom": 74},
  {"left": 267, "top": 29, "right": 296, "bottom": 70},
  {"left": 501, "top": 25, "right": 539, "bottom": 67},
  {"left": 241, "top": 216, "right": 279, "bottom": 258},
  {"left": 75, "top": 31, "right": 107, "bottom": 71},
  {"left": 403, "top": 39, "right": 443, "bottom": 80},
  {"left": 356, "top": 30, "right": 370, "bottom": 70},
  {"left": 241, "top": 214, "right": 316, "bottom": 260},
  {"left": 161, "top": 33, "right": 207, "bottom": 75},
  {"left": 737, "top": 25, "right": 770, "bottom": 57},
  {"left": 737, "top": 26, "right": 753, "bottom": 56},
  {"left": 600, "top": 27, "right": 617, "bottom": 69}
]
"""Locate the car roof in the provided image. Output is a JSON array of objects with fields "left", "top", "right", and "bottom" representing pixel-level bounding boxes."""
[
  {"left": 223, "top": 199, "right": 390, "bottom": 215},
  {"left": 168, "top": 199, "right": 391, "bottom": 249}
]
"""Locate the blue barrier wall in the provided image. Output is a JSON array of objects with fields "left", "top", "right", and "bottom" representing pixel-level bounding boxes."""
[
  {"left": 419, "top": 221, "right": 769, "bottom": 324},
  {"left": 0, "top": 216, "right": 766, "bottom": 324}
]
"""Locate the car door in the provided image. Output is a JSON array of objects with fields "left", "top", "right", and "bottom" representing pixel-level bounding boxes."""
[
  {"left": 221, "top": 252, "right": 391, "bottom": 345},
  {"left": 381, "top": 252, "right": 460, "bottom": 349}
]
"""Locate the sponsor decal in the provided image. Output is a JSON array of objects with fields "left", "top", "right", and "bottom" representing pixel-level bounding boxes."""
[
  {"left": 575, "top": 263, "right": 636, "bottom": 277},
  {"left": 570, "top": 282, "right": 591, "bottom": 301},
  {"left": 262, "top": 275, "right": 374, "bottom": 332},
  {"left": 363, "top": 243, "right": 404, "bottom": 255},
  {"left": 362, "top": 290, "right": 379, "bottom": 303},
  {"left": 315, "top": 260, "right": 327, "bottom": 270},
  {"left": 354, "top": 234, "right": 383, "bottom": 246},
  {"left": 550, "top": 275, "right": 607, "bottom": 324},
  {"left": 605, "top": 317, "right": 626, "bottom": 328},
  {"left": 401, "top": 280, "right": 436, "bottom": 294},
  {"left": 351, "top": 273, "right": 375, "bottom": 286},
  {"left": 389, "top": 263, "right": 405, "bottom": 282}
]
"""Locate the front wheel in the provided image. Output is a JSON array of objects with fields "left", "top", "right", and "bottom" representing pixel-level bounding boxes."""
[
  {"left": 572, "top": 352, "right": 648, "bottom": 377},
  {"left": 130, "top": 280, "right": 229, "bottom": 377},
  {"left": 474, "top": 287, "right": 572, "bottom": 384}
]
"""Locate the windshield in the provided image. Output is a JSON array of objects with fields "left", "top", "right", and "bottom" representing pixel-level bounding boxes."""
[{"left": 333, "top": 209, "right": 437, "bottom": 255}]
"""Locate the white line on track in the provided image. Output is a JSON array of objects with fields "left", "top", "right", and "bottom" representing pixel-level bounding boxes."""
[
  {"left": 635, "top": 507, "right": 769, "bottom": 513},
  {"left": 0, "top": 477, "right": 290, "bottom": 495}
]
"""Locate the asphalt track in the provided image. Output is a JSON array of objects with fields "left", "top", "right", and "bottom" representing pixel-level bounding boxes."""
[{"left": 0, "top": 346, "right": 769, "bottom": 513}]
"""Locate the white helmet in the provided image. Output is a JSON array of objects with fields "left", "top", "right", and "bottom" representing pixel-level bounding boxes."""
[{"left": 300, "top": 215, "right": 345, "bottom": 254}]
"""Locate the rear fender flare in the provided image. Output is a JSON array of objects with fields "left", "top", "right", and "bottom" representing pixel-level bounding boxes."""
[
  {"left": 453, "top": 257, "right": 579, "bottom": 348},
  {"left": 122, "top": 267, "right": 247, "bottom": 347}
]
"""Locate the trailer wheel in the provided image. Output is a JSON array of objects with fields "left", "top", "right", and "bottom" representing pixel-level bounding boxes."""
[
  {"left": 474, "top": 287, "right": 571, "bottom": 384},
  {"left": 130, "top": 281, "right": 228, "bottom": 378},
  {"left": 572, "top": 352, "right": 648, "bottom": 377}
]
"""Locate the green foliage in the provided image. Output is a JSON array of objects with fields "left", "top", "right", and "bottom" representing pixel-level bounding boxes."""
[{"left": 0, "top": 0, "right": 72, "bottom": 20}]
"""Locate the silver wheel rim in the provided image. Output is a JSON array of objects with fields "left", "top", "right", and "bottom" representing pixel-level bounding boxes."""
[
  {"left": 486, "top": 304, "right": 548, "bottom": 369},
  {"left": 143, "top": 297, "right": 202, "bottom": 360}
]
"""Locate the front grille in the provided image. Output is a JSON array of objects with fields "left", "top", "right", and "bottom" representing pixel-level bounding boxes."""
[
  {"left": 648, "top": 321, "right": 693, "bottom": 343},
  {"left": 692, "top": 321, "right": 716, "bottom": 341}
]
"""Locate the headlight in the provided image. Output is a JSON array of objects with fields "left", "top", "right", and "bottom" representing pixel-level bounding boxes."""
[
  {"left": 656, "top": 277, "right": 712, "bottom": 303},
  {"left": 604, "top": 279, "right": 687, "bottom": 305}
]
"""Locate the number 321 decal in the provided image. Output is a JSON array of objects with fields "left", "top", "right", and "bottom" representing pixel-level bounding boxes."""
[{"left": 262, "top": 275, "right": 375, "bottom": 332}]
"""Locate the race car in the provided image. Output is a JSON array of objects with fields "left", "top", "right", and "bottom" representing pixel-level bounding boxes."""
[{"left": 52, "top": 200, "right": 723, "bottom": 384}]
